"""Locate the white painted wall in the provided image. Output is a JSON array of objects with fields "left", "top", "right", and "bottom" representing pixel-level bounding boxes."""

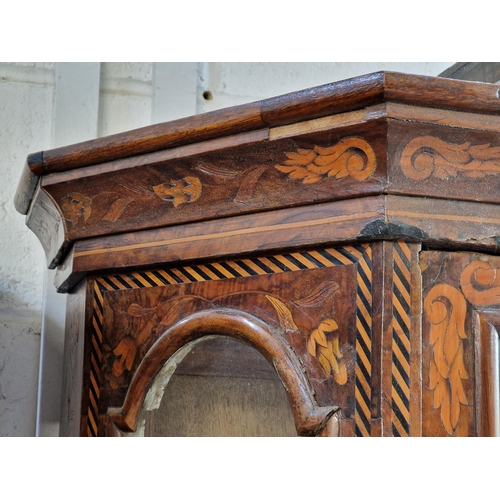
[
  {"left": 98, "top": 63, "right": 154, "bottom": 136},
  {"left": 0, "top": 63, "right": 53, "bottom": 436},
  {"left": 0, "top": 62, "right": 453, "bottom": 436}
]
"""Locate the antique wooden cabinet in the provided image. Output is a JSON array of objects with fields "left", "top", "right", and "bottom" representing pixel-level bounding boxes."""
[{"left": 15, "top": 71, "right": 500, "bottom": 437}]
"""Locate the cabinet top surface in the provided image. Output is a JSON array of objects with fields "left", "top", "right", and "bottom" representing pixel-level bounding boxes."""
[{"left": 18, "top": 71, "right": 500, "bottom": 179}]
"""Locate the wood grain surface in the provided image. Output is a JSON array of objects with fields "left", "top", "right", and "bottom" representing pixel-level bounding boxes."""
[
  {"left": 16, "top": 71, "right": 500, "bottom": 437},
  {"left": 15, "top": 71, "right": 500, "bottom": 220},
  {"left": 420, "top": 250, "right": 500, "bottom": 436}
]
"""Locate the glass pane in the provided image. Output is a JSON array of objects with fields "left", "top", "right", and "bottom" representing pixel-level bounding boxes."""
[{"left": 144, "top": 336, "right": 297, "bottom": 437}]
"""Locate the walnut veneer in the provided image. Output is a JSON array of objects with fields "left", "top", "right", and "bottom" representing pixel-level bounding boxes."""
[{"left": 16, "top": 71, "right": 500, "bottom": 436}]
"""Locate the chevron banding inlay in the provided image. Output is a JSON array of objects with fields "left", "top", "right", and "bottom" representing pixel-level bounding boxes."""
[
  {"left": 391, "top": 242, "right": 412, "bottom": 437},
  {"left": 88, "top": 281, "right": 104, "bottom": 437},
  {"left": 354, "top": 246, "right": 373, "bottom": 437}
]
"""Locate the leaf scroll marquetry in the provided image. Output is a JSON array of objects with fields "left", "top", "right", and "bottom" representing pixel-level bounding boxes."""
[
  {"left": 61, "top": 190, "right": 137, "bottom": 225},
  {"left": 274, "top": 137, "right": 376, "bottom": 184},
  {"left": 307, "top": 318, "right": 347, "bottom": 384},
  {"left": 60, "top": 192, "right": 92, "bottom": 225},
  {"left": 109, "top": 274, "right": 345, "bottom": 392},
  {"left": 234, "top": 166, "right": 268, "bottom": 203},
  {"left": 265, "top": 280, "right": 346, "bottom": 383},
  {"left": 293, "top": 280, "right": 340, "bottom": 308},
  {"left": 112, "top": 337, "right": 136, "bottom": 378},
  {"left": 153, "top": 176, "right": 202, "bottom": 207},
  {"left": 265, "top": 295, "right": 298, "bottom": 332},
  {"left": 157, "top": 296, "right": 200, "bottom": 327},
  {"left": 102, "top": 197, "right": 133, "bottom": 222},
  {"left": 460, "top": 260, "right": 500, "bottom": 307},
  {"left": 107, "top": 303, "right": 157, "bottom": 388},
  {"left": 127, "top": 303, "right": 155, "bottom": 317},
  {"left": 401, "top": 136, "right": 500, "bottom": 180},
  {"left": 197, "top": 163, "right": 268, "bottom": 204},
  {"left": 196, "top": 163, "right": 241, "bottom": 178},
  {"left": 109, "top": 296, "right": 201, "bottom": 388},
  {"left": 424, "top": 284, "right": 469, "bottom": 436}
]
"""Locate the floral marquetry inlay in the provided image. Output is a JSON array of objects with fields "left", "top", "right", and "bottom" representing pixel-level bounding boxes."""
[
  {"left": 153, "top": 176, "right": 202, "bottom": 207},
  {"left": 401, "top": 136, "right": 500, "bottom": 180},
  {"left": 110, "top": 276, "right": 350, "bottom": 388},
  {"left": 86, "top": 244, "right": 373, "bottom": 437},
  {"left": 60, "top": 176, "right": 203, "bottom": 228},
  {"left": 274, "top": 137, "right": 376, "bottom": 183},
  {"left": 61, "top": 192, "right": 92, "bottom": 225},
  {"left": 307, "top": 318, "right": 347, "bottom": 384},
  {"left": 424, "top": 284, "right": 469, "bottom": 436},
  {"left": 460, "top": 260, "right": 500, "bottom": 307}
]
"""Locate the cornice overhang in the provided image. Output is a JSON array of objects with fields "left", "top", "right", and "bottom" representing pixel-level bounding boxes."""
[{"left": 15, "top": 71, "right": 500, "bottom": 291}]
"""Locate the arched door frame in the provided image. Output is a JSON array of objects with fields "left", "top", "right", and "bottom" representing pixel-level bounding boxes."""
[{"left": 108, "top": 308, "right": 339, "bottom": 436}]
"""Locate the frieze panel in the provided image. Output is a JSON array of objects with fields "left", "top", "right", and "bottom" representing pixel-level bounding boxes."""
[
  {"left": 43, "top": 124, "right": 385, "bottom": 242},
  {"left": 389, "top": 121, "right": 500, "bottom": 205}
]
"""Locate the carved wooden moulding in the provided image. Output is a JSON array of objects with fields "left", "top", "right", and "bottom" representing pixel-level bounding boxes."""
[{"left": 16, "top": 72, "right": 500, "bottom": 436}]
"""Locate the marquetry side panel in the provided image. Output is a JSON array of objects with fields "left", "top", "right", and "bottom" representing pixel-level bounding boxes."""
[
  {"left": 420, "top": 250, "right": 500, "bottom": 436},
  {"left": 83, "top": 244, "right": 376, "bottom": 437}
]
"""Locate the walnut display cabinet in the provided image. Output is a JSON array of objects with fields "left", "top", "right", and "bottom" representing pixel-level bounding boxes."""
[{"left": 16, "top": 72, "right": 500, "bottom": 437}]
